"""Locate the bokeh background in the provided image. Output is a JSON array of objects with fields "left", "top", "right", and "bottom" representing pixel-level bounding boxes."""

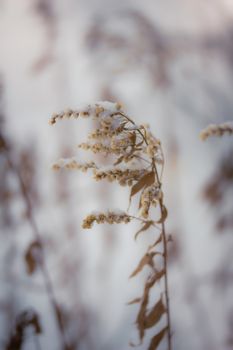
[{"left": 0, "top": 0, "right": 233, "bottom": 349}]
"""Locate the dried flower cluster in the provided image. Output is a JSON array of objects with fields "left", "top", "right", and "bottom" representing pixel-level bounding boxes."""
[
  {"left": 50, "top": 102, "right": 171, "bottom": 350},
  {"left": 200, "top": 121, "right": 233, "bottom": 140},
  {"left": 140, "top": 185, "right": 163, "bottom": 218},
  {"left": 52, "top": 158, "right": 97, "bottom": 172},
  {"left": 93, "top": 167, "right": 147, "bottom": 186},
  {"left": 49, "top": 102, "right": 122, "bottom": 125},
  {"left": 82, "top": 210, "right": 131, "bottom": 229}
]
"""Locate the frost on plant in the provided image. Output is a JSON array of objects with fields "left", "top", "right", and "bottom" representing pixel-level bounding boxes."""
[{"left": 50, "top": 101, "right": 172, "bottom": 350}]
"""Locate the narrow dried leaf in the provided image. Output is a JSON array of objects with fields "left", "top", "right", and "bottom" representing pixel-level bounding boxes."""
[
  {"left": 55, "top": 305, "right": 64, "bottom": 331},
  {"left": 130, "top": 171, "right": 155, "bottom": 199},
  {"left": 157, "top": 205, "right": 168, "bottom": 224},
  {"left": 129, "top": 131, "right": 136, "bottom": 145},
  {"left": 148, "top": 234, "right": 162, "bottom": 251},
  {"left": 25, "top": 241, "right": 42, "bottom": 275},
  {"left": 130, "top": 252, "right": 156, "bottom": 278},
  {"left": 135, "top": 270, "right": 164, "bottom": 341},
  {"left": 148, "top": 327, "right": 167, "bottom": 350},
  {"left": 139, "top": 192, "right": 143, "bottom": 209},
  {"left": 117, "top": 121, "right": 127, "bottom": 131},
  {"left": 127, "top": 298, "right": 141, "bottom": 305},
  {"left": 31, "top": 313, "right": 42, "bottom": 334},
  {"left": 154, "top": 268, "right": 165, "bottom": 282},
  {"left": 134, "top": 221, "right": 154, "bottom": 240},
  {"left": 136, "top": 140, "right": 144, "bottom": 147},
  {"left": 144, "top": 297, "right": 165, "bottom": 329},
  {"left": 114, "top": 155, "right": 124, "bottom": 166},
  {"left": 136, "top": 300, "right": 147, "bottom": 341},
  {"left": 6, "top": 309, "right": 42, "bottom": 350}
]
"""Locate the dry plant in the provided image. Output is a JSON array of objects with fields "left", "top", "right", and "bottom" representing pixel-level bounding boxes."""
[
  {"left": 50, "top": 101, "right": 172, "bottom": 350},
  {"left": 201, "top": 120, "right": 233, "bottom": 232},
  {"left": 203, "top": 148, "right": 233, "bottom": 232},
  {"left": 5, "top": 309, "right": 42, "bottom": 350},
  {"left": 0, "top": 77, "right": 93, "bottom": 348},
  {"left": 200, "top": 121, "right": 233, "bottom": 348},
  {"left": 200, "top": 121, "right": 233, "bottom": 141},
  {"left": 0, "top": 132, "right": 70, "bottom": 350}
]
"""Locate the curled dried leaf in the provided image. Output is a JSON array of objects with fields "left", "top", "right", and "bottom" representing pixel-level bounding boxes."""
[
  {"left": 135, "top": 269, "right": 165, "bottom": 341},
  {"left": 128, "top": 131, "right": 136, "bottom": 143},
  {"left": 130, "top": 252, "right": 156, "bottom": 278},
  {"left": 25, "top": 241, "right": 42, "bottom": 275},
  {"left": 114, "top": 155, "right": 124, "bottom": 166},
  {"left": 130, "top": 171, "right": 155, "bottom": 199},
  {"left": 157, "top": 205, "right": 168, "bottom": 224},
  {"left": 6, "top": 309, "right": 42, "bottom": 350},
  {"left": 134, "top": 220, "right": 154, "bottom": 240},
  {"left": 127, "top": 298, "right": 141, "bottom": 305},
  {"left": 144, "top": 297, "right": 165, "bottom": 329},
  {"left": 148, "top": 234, "right": 162, "bottom": 252},
  {"left": 55, "top": 305, "right": 65, "bottom": 332},
  {"left": 148, "top": 327, "right": 167, "bottom": 350}
]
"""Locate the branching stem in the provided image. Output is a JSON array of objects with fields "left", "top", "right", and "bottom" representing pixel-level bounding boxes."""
[
  {"left": 119, "top": 111, "right": 172, "bottom": 350},
  {"left": 2, "top": 139, "right": 69, "bottom": 350}
]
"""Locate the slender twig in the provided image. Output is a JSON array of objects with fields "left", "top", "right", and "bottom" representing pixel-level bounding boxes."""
[
  {"left": 1, "top": 138, "right": 69, "bottom": 350},
  {"left": 160, "top": 206, "right": 172, "bottom": 349},
  {"left": 154, "top": 164, "right": 172, "bottom": 350},
  {"left": 120, "top": 112, "right": 172, "bottom": 350}
]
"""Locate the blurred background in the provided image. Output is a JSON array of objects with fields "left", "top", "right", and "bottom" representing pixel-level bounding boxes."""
[{"left": 0, "top": 0, "right": 233, "bottom": 349}]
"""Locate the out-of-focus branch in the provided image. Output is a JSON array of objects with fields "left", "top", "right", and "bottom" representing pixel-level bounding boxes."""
[{"left": 0, "top": 133, "right": 70, "bottom": 350}]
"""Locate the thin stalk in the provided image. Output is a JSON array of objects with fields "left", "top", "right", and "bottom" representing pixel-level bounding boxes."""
[
  {"left": 3, "top": 141, "right": 69, "bottom": 350},
  {"left": 160, "top": 209, "right": 172, "bottom": 350},
  {"left": 154, "top": 165, "right": 172, "bottom": 350},
  {"left": 116, "top": 112, "right": 172, "bottom": 349}
]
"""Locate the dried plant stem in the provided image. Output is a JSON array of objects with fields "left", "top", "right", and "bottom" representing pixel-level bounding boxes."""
[
  {"left": 154, "top": 163, "right": 172, "bottom": 350},
  {"left": 122, "top": 113, "right": 172, "bottom": 349},
  {"left": 161, "top": 214, "right": 172, "bottom": 350},
  {"left": 50, "top": 102, "right": 172, "bottom": 349},
  {"left": 115, "top": 110, "right": 172, "bottom": 348},
  {"left": 2, "top": 141, "right": 69, "bottom": 350}
]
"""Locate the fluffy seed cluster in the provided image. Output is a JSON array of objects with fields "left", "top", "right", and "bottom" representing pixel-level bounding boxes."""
[
  {"left": 93, "top": 168, "right": 146, "bottom": 186},
  {"left": 78, "top": 141, "right": 122, "bottom": 155},
  {"left": 146, "top": 130, "right": 161, "bottom": 158},
  {"left": 200, "top": 121, "right": 233, "bottom": 140},
  {"left": 110, "top": 134, "right": 133, "bottom": 149},
  {"left": 82, "top": 211, "right": 131, "bottom": 228},
  {"left": 49, "top": 102, "right": 123, "bottom": 125},
  {"left": 145, "top": 128, "right": 162, "bottom": 160},
  {"left": 51, "top": 101, "right": 164, "bottom": 222},
  {"left": 52, "top": 158, "right": 97, "bottom": 172},
  {"left": 88, "top": 125, "right": 125, "bottom": 139},
  {"left": 140, "top": 185, "right": 163, "bottom": 218}
]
